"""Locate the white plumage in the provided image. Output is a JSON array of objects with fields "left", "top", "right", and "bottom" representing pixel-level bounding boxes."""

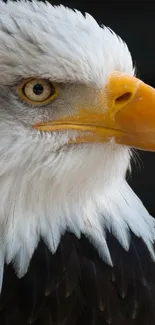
[{"left": 0, "top": 0, "right": 154, "bottom": 292}]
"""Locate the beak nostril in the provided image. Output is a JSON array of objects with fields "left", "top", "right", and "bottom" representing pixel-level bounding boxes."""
[{"left": 115, "top": 92, "right": 133, "bottom": 107}]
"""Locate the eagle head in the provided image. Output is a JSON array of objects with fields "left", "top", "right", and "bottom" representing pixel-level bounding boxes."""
[{"left": 0, "top": 0, "right": 155, "bottom": 280}]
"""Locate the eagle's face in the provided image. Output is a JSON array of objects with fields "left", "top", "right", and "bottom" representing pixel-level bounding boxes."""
[
  {"left": 0, "top": 0, "right": 133, "bottom": 206},
  {"left": 0, "top": 0, "right": 155, "bottom": 279}
]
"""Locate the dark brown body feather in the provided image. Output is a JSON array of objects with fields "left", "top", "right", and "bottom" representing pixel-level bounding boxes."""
[{"left": 0, "top": 231, "right": 155, "bottom": 325}]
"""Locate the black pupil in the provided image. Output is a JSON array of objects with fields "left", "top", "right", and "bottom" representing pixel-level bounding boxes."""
[{"left": 33, "top": 84, "right": 44, "bottom": 95}]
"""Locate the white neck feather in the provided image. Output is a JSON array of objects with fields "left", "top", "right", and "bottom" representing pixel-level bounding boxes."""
[{"left": 0, "top": 125, "right": 154, "bottom": 292}]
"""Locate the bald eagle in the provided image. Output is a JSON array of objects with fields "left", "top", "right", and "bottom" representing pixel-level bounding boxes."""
[{"left": 0, "top": 0, "right": 155, "bottom": 324}]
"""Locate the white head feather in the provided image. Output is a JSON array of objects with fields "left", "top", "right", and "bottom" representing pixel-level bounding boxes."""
[{"left": 0, "top": 0, "right": 154, "bottom": 288}]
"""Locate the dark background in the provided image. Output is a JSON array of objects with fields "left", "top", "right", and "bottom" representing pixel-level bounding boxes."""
[{"left": 48, "top": 0, "right": 155, "bottom": 215}]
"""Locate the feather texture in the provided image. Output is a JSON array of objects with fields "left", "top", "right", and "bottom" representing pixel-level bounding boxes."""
[
  {"left": 0, "top": 0, "right": 153, "bottom": 279},
  {"left": 0, "top": 2, "right": 154, "bottom": 324},
  {"left": 0, "top": 232, "right": 155, "bottom": 325}
]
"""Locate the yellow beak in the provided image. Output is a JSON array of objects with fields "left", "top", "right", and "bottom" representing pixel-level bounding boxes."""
[{"left": 33, "top": 71, "right": 155, "bottom": 151}]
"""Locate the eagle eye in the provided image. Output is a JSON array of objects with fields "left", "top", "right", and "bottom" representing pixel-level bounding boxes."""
[{"left": 18, "top": 78, "right": 58, "bottom": 105}]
